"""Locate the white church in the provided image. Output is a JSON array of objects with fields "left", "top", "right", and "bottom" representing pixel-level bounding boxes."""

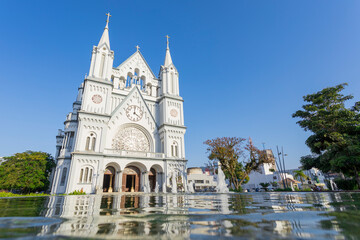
[{"left": 51, "top": 14, "right": 187, "bottom": 194}]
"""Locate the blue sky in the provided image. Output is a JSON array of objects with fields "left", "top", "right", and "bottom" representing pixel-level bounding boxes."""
[{"left": 0, "top": 1, "right": 360, "bottom": 169}]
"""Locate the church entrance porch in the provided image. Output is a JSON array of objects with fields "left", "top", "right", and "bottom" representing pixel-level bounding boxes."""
[
  {"left": 103, "top": 166, "right": 116, "bottom": 193},
  {"left": 122, "top": 166, "right": 140, "bottom": 192}
]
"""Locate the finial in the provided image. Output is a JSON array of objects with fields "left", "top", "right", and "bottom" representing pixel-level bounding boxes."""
[
  {"left": 165, "top": 35, "right": 170, "bottom": 49},
  {"left": 105, "top": 12, "right": 111, "bottom": 28},
  {"left": 106, "top": 12, "right": 111, "bottom": 23},
  {"left": 135, "top": 45, "right": 140, "bottom": 51}
]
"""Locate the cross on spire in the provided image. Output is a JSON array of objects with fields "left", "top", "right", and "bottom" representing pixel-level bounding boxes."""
[
  {"left": 106, "top": 12, "right": 111, "bottom": 23},
  {"left": 135, "top": 45, "right": 140, "bottom": 51},
  {"left": 165, "top": 35, "right": 170, "bottom": 48}
]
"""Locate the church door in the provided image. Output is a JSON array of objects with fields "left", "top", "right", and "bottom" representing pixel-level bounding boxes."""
[
  {"left": 103, "top": 167, "right": 115, "bottom": 192},
  {"left": 149, "top": 168, "right": 156, "bottom": 192},
  {"left": 122, "top": 166, "right": 140, "bottom": 192}
]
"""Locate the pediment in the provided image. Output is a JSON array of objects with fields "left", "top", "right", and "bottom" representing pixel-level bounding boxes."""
[{"left": 116, "top": 51, "right": 156, "bottom": 81}]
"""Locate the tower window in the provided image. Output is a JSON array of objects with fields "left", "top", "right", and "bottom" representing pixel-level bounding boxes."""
[
  {"left": 99, "top": 53, "right": 105, "bottom": 78},
  {"left": 85, "top": 133, "right": 96, "bottom": 151},
  {"left": 60, "top": 167, "right": 67, "bottom": 186},
  {"left": 171, "top": 141, "right": 179, "bottom": 157}
]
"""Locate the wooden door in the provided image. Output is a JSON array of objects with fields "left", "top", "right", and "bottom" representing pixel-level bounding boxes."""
[{"left": 122, "top": 173, "right": 127, "bottom": 192}]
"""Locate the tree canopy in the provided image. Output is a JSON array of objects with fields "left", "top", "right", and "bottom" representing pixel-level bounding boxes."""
[
  {"left": 0, "top": 151, "right": 55, "bottom": 193},
  {"left": 204, "top": 137, "right": 271, "bottom": 190},
  {"left": 293, "top": 83, "right": 360, "bottom": 187}
]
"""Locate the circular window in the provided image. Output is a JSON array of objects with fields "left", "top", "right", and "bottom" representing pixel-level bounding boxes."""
[{"left": 112, "top": 127, "right": 150, "bottom": 152}]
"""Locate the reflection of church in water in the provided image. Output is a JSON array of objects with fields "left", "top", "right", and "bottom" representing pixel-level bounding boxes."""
[
  {"left": 51, "top": 13, "right": 187, "bottom": 194},
  {"left": 41, "top": 195, "right": 191, "bottom": 238}
]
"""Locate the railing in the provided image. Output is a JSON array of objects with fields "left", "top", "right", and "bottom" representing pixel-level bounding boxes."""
[{"left": 103, "top": 149, "right": 165, "bottom": 159}]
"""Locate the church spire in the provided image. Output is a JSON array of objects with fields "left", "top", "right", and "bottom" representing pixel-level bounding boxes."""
[
  {"left": 88, "top": 13, "right": 114, "bottom": 81},
  {"left": 98, "top": 13, "right": 111, "bottom": 49},
  {"left": 164, "top": 35, "right": 173, "bottom": 67}
]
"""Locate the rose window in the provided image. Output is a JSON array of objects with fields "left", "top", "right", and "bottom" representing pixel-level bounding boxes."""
[{"left": 112, "top": 127, "right": 150, "bottom": 152}]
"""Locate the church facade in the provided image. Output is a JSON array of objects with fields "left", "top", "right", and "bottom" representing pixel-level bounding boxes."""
[{"left": 51, "top": 14, "right": 187, "bottom": 194}]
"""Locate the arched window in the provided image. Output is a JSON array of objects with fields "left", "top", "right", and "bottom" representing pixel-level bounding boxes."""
[
  {"left": 126, "top": 72, "right": 133, "bottom": 88},
  {"left": 85, "top": 137, "right": 90, "bottom": 150},
  {"left": 89, "top": 169, "right": 93, "bottom": 182},
  {"left": 91, "top": 136, "right": 96, "bottom": 151},
  {"left": 60, "top": 167, "right": 67, "bottom": 186},
  {"left": 79, "top": 167, "right": 93, "bottom": 183},
  {"left": 140, "top": 76, "right": 146, "bottom": 91},
  {"left": 85, "top": 133, "right": 96, "bottom": 151},
  {"left": 99, "top": 53, "right": 106, "bottom": 78},
  {"left": 168, "top": 75, "right": 173, "bottom": 94},
  {"left": 171, "top": 141, "right": 178, "bottom": 157},
  {"left": 79, "top": 169, "right": 84, "bottom": 183},
  {"left": 133, "top": 69, "right": 139, "bottom": 85},
  {"left": 171, "top": 73, "right": 175, "bottom": 94},
  {"left": 84, "top": 167, "right": 89, "bottom": 182}
]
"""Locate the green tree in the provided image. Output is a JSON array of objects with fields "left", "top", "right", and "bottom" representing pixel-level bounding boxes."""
[
  {"left": 293, "top": 170, "right": 307, "bottom": 184},
  {"left": 204, "top": 137, "right": 271, "bottom": 190},
  {"left": 204, "top": 137, "right": 245, "bottom": 190},
  {"left": 0, "top": 151, "right": 55, "bottom": 193},
  {"left": 293, "top": 83, "right": 360, "bottom": 187}
]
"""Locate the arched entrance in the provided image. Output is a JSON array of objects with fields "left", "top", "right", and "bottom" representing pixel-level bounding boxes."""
[
  {"left": 149, "top": 168, "right": 156, "bottom": 192},
  {"left": 122, "top": 166, "right": 140, "bottom": 192},
  {"left": 103, "top": 166, "right": 115, "bottom": 193}
]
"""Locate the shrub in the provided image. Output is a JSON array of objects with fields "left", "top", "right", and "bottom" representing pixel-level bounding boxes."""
[
  {"left": 274, "top": 187, "right": 293, "bottom": 192},
  {"left": 68, "top": 189, "right": 86, "bottom": 195},
  {"left": 271, "top": 182, "right": 278, "bottom": 188},
  {"left": 230, "top": 186, "right": 243, "bottom": 192},
  {"left": 334, "top": 178, "right": 359, "bottom": 191}
]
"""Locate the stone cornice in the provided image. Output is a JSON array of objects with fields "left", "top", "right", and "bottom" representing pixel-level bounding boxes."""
[
  {"left": 158, "top": 94, "right": 184, "bottom": 102},
  {"left": 78, "top": 110, "right": 110, "bottom": 118},
  {"left": 71, "top": 151, "right": 187, "bottom": 162},
  {"left": 85, "top": 77, "right": 113, "bottom": 86},
  {"left": 158, "top": 123, "right": 187, "bottom": 130}
]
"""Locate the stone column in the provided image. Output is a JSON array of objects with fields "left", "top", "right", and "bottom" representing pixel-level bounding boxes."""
[
  {"left": 161, "top": 172, "right": 167, "bottom": 193},
  {"left": 118, "top": 170, "right": 123, "bottom": 192},
  {"left": 142, "top": 171, "right": 149, "bottom": 192}
]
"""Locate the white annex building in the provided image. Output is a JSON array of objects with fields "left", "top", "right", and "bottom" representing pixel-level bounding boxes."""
[{"left": 51, "top": 14, "right": 187, "bottom": 194}]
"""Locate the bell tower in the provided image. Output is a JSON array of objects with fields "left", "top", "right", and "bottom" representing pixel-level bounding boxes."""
[
  {"left": 88, "top": 13, "right": 114, "bottom": 81},
  {"left": 159, "top": 36, "right": 186, "bottom": 159}
]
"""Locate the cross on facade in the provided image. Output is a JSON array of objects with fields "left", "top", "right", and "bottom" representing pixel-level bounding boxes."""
[
  {"left": 106, "top": 12, "right": 111, "bottom": 23},
  {"left": 136, "top": 45, "right": 140, "bottom": 51}
]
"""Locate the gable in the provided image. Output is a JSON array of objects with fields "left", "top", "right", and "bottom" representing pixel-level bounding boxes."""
[
  {"left": 115, "top": 51, "right": 156, "bottom": 81},
  {"left": 108, "top": 86, "right": 158, "bottom": 133}
]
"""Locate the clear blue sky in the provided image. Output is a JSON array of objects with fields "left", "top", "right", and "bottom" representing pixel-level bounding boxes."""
[{"left": 1, "top": 1, "right": 360, "bottom": 169}]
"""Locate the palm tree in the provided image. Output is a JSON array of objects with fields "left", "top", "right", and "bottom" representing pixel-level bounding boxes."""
[
  {"left": 259, "top": 182, "right": 270, "bottom": 191},
  {"left": 293, "top": 170, "right": 307, "bottom": 184}
]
